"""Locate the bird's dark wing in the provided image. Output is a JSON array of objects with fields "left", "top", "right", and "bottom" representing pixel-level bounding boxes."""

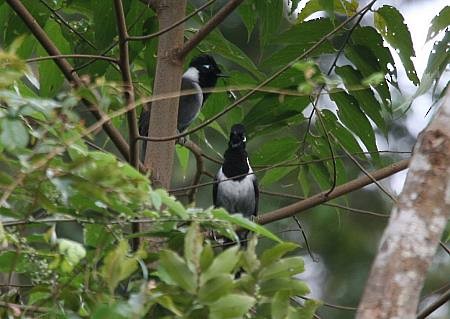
[
  {"left": 253, "top": 176, "right": 259, "bottom": 216},
  {"left": 213, "top": 175, "right": 219, "bottom": 207}
]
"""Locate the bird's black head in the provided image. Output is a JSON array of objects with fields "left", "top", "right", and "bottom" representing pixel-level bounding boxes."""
[
  {"left": 189, "top": 54, "right": 223, "bottom": 89},
  {"left": 229, "top": 124, "right": 247, "bottom": 149}
]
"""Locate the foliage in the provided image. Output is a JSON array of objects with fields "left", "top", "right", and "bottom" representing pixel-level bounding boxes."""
[{"left": 0, "top": 0, "right": 448, "bottom": 318}]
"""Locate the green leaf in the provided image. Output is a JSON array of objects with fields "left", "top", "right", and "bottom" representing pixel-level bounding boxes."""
[
  {"left": 260, "top": 242, "right": 299, "bottom": 266},
  {"left": 253, "top": 137, "right": 299, "bottom": 165},
  {"left": 57, "top": 238, "right": 86, "bottom": 272},
  {"left": 272, "top": 291, "right": 290, "bottom": 319},
  {"left": 209, "top": 294, "right": 256, "bottom": 319},
  {"left": 375, "top": 5, "right": 419, "bottom": 85},
  {"left": 351, "top": 26, "right": 397, "bottom": 88},
  {"left": 184, "top": 222, "right": 203, "bottom": 272},
  {"left": 427, "top": 6, "right": 450, "bottom": 41},
  {"left": 260, "top": 278, "right": 310, "bottom": 296},
  {"left": 0, "top": 118, "right": 29, "bottom": 150},
  {"left": 298, "top": 166, "right": 310, "bottom": 197},
  {"left": 37, "top": 20, "right": 70, "bottom": 97},
  {"left": 176, "top": 144, "right": 190, "bottom": 173},
  {"left": 331, "top": 91, "right": 378, "bottom": 156},
  {"left": 213, "top": 209, "right": 282, "bottom": 243},
  {"left": 198, "top": 274, "right": 235, "bottom": 304},
  {"left": 238, "top": 0, "right": 257, "bottom": 41},
  {"left": 259, "top": 257, "right": 305, "bottom": 280},
  {"left": 158, "top": 250, "right": 197, "bottom": 294},
  {"left": 297, "top": 0, "right": 358, "bottom": 22},
  {"left": 319, "top": 0, "right": 334, "bottom": 20},
  {"left": 93, "top": 1, "right": 116, "bottom": 49},
  {"left": 261, "top": 166, "right": 296, "bottom": 186},
  {"left": 201, "top": 245, "right": 240, "bottom": 283},
  {"left": 335, "top": 65, "right": 386, "bottom": 134},
  {"left": 100, "top": 241, "right": 141, "bottom": 293},
  {"left": 256, "top": 0, "right": 283, "bottom": 48},
  {"left": 200, "top": 242, "right": 215, "bottom": 272},
  {"left": 155, "top": 189, "right": 189, "bottom": 219},
  {"left": 296, "top": 299, "right": 321, "bottom": 319}
]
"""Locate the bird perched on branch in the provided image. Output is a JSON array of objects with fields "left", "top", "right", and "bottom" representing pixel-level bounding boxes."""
[
  {"left": 139, "top": 54, "right": 225, "bottom": 161},
  {"left": 213, "top": 124, "right": 259, "bottom": 246}
]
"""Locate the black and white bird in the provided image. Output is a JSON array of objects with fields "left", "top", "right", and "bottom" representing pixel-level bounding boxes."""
[
  {"left": 213, "top": 124, "right": 259, "bottom": 245},
  {"left": 139, "top": 55, "right": 224, "bottom": 159}
]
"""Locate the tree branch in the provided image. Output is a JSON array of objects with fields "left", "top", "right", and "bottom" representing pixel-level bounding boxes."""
[
  {"left": 182, "top": 140, "right": 205, "bottom": 203},
  {"left": 417, "top": 288, "right": 450, "bottom": 319},
  {"left": 257, "top": 158, "right": 410, "bottom": 225},
  {"left": 26, "top": 54, "right": 118, "bottom": 64},
  {"left": 356, "top": 89, "right": 450, "bottom": 319},
  {"left": 114, "top": 0, "right": 139, "bottom": 167},
  {"left": 178, "top": 0, "right": 244, "bottom": 59},
  {"left": 5, "top": 0, "right": 131, "bottom": 163}
]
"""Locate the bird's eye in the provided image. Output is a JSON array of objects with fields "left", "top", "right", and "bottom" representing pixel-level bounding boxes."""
[
  {"left": 243, "top": 136, "right": 247, "bottom": 143},
  {"left": 203, "top": 64, "right": 211, "bottom": 70}
]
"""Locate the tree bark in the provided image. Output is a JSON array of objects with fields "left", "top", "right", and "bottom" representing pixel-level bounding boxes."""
[
  {"left": 144, "top": 0, "right": 187, "bottom": 188},
  {"left": 356, "top": 89, "right": 450, "bottom": 319}
]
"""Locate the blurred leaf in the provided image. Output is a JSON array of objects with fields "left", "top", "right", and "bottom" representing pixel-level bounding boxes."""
[
  {"left": 426, "top": 6, "right": 450, "bottom": 41},
  {"left": 259, "top": 257, "right": 305, "bottom": 280},
  {"left": 57, "top": 238, "right": 86, "bottom": 272},
  {"left": 184, "top": 222, "right": 203, "bottom": 272},
  {"left": 261, "top": 166, "right": 296, "bottom": 186},
  {"left": 176, "top": 144, "right": 190, "bottom": 173},
  {"left": 155, "top": 189, "right": 189, "bottom": 219},
  {"left": 198, "top": 274, "right": 234, "bottom": 304},
  {"left": 200, "top": 242, "right": 215, "bottom": 272},
  {"left": 93, "top": 2, "right": 116, "bottom": 49},
  {"left": 260, "top": 242, "right": 299, "bottom": 266},
  {"left": 375, "top": 5, "right": 419, "bottom": 85},
  {"left": 260, "top": 278, "right": 310, "bottom": 296},
  {"left": 272, "top": 291, "right": 289, "bottom": 319},
  {"left": 256, "top": 0, "right": 283, "bottom": 48},
  {"left": 298, "top": 166, "right": 310, "bottom": 196},
  {"left": 296, "top": 299, "right": 321, "bottom": 318},
  {"left": 213, "top": 209, "right": 282, "bottom": 243},
  {"left": 201, "top": 245, "right": 240, "bottom": 283},
  {"left": 158, "top": 250, "right": 197, "bottom": 293},
  {"left": 209, "top": 294, "right": 256, "bottom": 319},
  {"left": 0, "top": 118, "right": 29, "bottom": 150}
]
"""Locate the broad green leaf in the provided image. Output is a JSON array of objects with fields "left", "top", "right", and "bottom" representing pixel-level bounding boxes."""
[
  {"left": 0, "top": 118, "right": 29, "bottom": 150},
  {"left": 260, "top": 278, "right": 310, "bottom": 296},
  {"left": 272, "top": 291, "right": 290, "bottom": 319},
  {"left": 261, "top": 166, "right": 296, "bottom": 186},
  {"left": 426, "top": 6, "right": 450, "bottom": 41},
  {"left": 259, "top": 257, "right": 305, "bottom": 280},
  {"left": 158, "top": 250, "right": 197, "bottom": 293},
  {"left": 298, "top": 166, "right": 310, "bottom": 197},
  {"left": 184, "top": 222, "right": 203, "bottom": 272},
  {"left": 93, "top": 1, "right": 116, "bottom": 49},
  {"left": 351, "top": 26, "right": 397, "bottom": 88},
  {"left": 344, "top": 44, "right": 391, "bottom": 106},
  {"left": 198, "top": 274, "right": 234, "bottom": 304},
  {"left": 201, "top": 245, "right": 240, "bottom": 283},
  {"left": 256, "top": 0, "right": 283, "bottom": 48},
  {"left": 331, "top": 91, "right": 378, "bottom": 156},
  {"left": 297, "top": 0, "right": 358, "bottom": 22},
  {"left": 85, "top": 224, "right": 114, "bottom": 248},
  {"left": 321, "top": 110, "right": 365, "bottom": 159},
  {"left": 100, "top": 241, "right": 144, "bottom": 293},
  {"left": 155, "top": 189, "right": 189, "bottom": 219},
  {"left": 57, "top": 238, "right": 86, "bottom": 272},
  {"left": 200, "top": 242, "right": 215, "bottom": 272},
  {"left": 260, "top": 242, "right": 299, "bottom": 266},
  {"left": 209, "top": 294, "right": 256, "bottom": 319},
  {"left": 296, "top": 299, "right": 321, "bottom": 319},
  {"left": 242, "top": 236, "right": 260, "bottom": 273},
  {"left": 335, "top": 65, "right": 386, "bottom": 134},
  {"left": 319, "top": 0, "right": 334, "bottom": 20},
  {"left": 176, "top": 144, "right": 190, "bottom": 173},
  {"left": 238, "top": 0, "right": 257, "bottom": 41},
  {"left": 37, "top": 20, "right": 70, "bottom": 97},
  {"left": 198, "top": 29, "right": 264, "bottom": 80},
  {"left": 212, "top": 209, "right": 282, "bottom": 243},
  {"left": 253, "top": 137, "right": 299, "bottom": 165},
  {"left": 375, "top": 6, "right": 419, "bottom": 85}
]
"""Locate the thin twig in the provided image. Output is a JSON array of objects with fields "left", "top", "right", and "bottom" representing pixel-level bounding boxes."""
[
  {"left": 182, "top": 140, "right": 205, "bottom": 203},
  {"left": 26, "top": 54, "right": 118, "bottom": 64},
  {"left": 178, "top": 0, "right": 244, "bottom": 58},
  {"left": 299, "top": 295, "right": 357, "bottom": 311},
  {"left": 128, "top": 0, "right": 217, "bottom": 41},
  {"left": 0, "top": 301, "right": 49, "bottom": 313},
  {"left": 417, "top": 288, "right": 450, "bottom": 319},
  {"left": 292, "top": 215, "right": 318, "bottom": 262}
]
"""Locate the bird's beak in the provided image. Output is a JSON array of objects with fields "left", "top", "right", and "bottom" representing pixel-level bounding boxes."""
[{"left": 217, "top": 73, "right": 229, "bottom": 78}]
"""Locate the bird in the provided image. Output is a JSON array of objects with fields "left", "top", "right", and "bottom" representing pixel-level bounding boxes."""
[
  {"left": 139, "top": 54, "right": 224, "bottom": 161},
  {"left": 213, "top": 124, "right": 259, "bottom": 246}
]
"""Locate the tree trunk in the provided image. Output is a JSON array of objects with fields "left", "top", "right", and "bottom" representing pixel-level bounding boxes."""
[
  {"left": 144, "top": 0, "right": 187, "bottom": 188},
  {"left": 356, "top": 89, "right": 450, "bottom": 319}
]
